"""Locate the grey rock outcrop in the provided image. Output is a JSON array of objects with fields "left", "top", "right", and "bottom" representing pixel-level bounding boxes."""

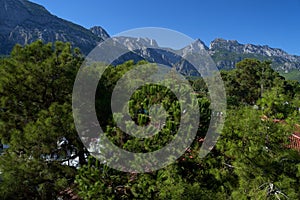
[{"left": 0, "top": 0, "right": 108, "bottom": 54}]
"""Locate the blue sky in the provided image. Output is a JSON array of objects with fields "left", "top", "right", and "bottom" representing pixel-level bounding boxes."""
[{"left": 30, "top": 0, "right": 300, "bottom": 55}]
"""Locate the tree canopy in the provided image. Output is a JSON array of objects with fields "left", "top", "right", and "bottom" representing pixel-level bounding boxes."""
[{"left": 0, "top": 41, "right": 299, "bottom": 199}]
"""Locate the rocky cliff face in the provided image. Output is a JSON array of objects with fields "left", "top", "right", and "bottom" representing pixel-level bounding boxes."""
[
  {"left": 0, "top": 0, "right": 109, "bottom": 54},
  {"left": 1, "top": 0, "right": 299, "bottom": 74},
  {"left": 209, "top": 38, "right": 300, "bottom": 71},
  {"left": 110, "top": 37, "right": 209, "bottom": 76},
  {"left": 111, "top": 36, "right": 300, "bottom": 73},
  {"left": 90, "top": 26, "right": 110, "bottom": 40}
]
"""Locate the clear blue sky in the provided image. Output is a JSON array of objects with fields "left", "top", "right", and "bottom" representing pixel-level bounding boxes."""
[{"left": 30, "top": 0, "right": 300, "bottom": 55}]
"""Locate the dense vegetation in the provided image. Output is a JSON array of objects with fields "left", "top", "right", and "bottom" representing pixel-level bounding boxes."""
[
  {"left": 0, "top": 41, "right": 299, "bottom": 199},
  {"left": 281, "top": 69, "right": 300, "bottom": 83}
]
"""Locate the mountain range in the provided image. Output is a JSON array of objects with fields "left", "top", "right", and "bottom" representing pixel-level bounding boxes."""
[
  {"left": 1, "top": 0, "right": 300, "bottom": 75},
  {"left": 0, "top": 0, "right": 109, "bottom": 55},
  {"left": 109, "top": 37, "right": 300, "bottom": 75}
]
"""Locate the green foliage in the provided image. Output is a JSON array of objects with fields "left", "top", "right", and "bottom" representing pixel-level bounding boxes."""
[
  {"left": 0, "top": 41, "right": 84, "bottom": 199},
  {"left": 1, "top": 42, "right": 300, "bottom": 200},
  {"left": 217, "top": 107, "right": 300, "bottom": 199},
  {"left": 281, "top": 69, "right": 300, "bottom": 82},
  {"left": 257, "top": 87, "right": 293, "bottom": 119},
  {"left": 74, "top": 58, "right": 300, "bottom": 199},
  {"left": 221, "top": 58, "right": 286, "bottom": 106}
]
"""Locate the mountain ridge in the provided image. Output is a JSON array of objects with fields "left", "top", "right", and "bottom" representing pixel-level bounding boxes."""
[
  {"left": 208, "top": 38, "right": 300, "bottom": 71},
  {"left": 112, "top": 36, "right": 300, "bottom": 72},
  {"left": 0, "top": 0, "right": 299, "bottom": 74},
  {"left": 0, "top": 0, "right": 109, "bottom": 54}
]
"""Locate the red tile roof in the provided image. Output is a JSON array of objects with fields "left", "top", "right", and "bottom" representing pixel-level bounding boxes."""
[
  {"left": 261, "top": 116, "right": 300, "bottom": 152},
  {"left": 288, "top": 133, "right": 300, "bottom": 151}
]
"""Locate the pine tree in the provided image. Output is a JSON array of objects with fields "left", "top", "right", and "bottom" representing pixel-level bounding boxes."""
[{"left": 0, "top": 41, "right": 85, "bottom": 199}]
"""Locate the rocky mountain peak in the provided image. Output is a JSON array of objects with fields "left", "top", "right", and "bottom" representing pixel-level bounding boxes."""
[
  {"left": 179, "top": 39, "right": 209, "bottom": 59},
  {"left": 184, "top": 39, "right": 208, "bottom": 51},
  {"left": 209, "top": 38, "right": 300, "bottom": 71},
  {"left": 242, "top": 43, "right": 291, "bottom": 58},
  {"left": 0, "top": 0, "right": 299, "bottom": 74},
  {"left": 210, "top": 38, "right": 293, "bottom": 58},
  {"left": 0, "top": 0, "right": 107, "bottom": 55},
  {"left": 90, "top": 26, "right": 110, "bottom": 40},
  {"left": 210, "top": 38, "right": 243, "bottom": 52},
  {"left": 112, "top": 36, "right": 159, "bottom": 51}
]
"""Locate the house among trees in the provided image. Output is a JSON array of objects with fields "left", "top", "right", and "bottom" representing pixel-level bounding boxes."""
[
  {"left": 261, "top": 116, "right": 300, "bottom": 152},
  {"left": 289, "top": 124, "right": 300, "bottom": 151}
]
